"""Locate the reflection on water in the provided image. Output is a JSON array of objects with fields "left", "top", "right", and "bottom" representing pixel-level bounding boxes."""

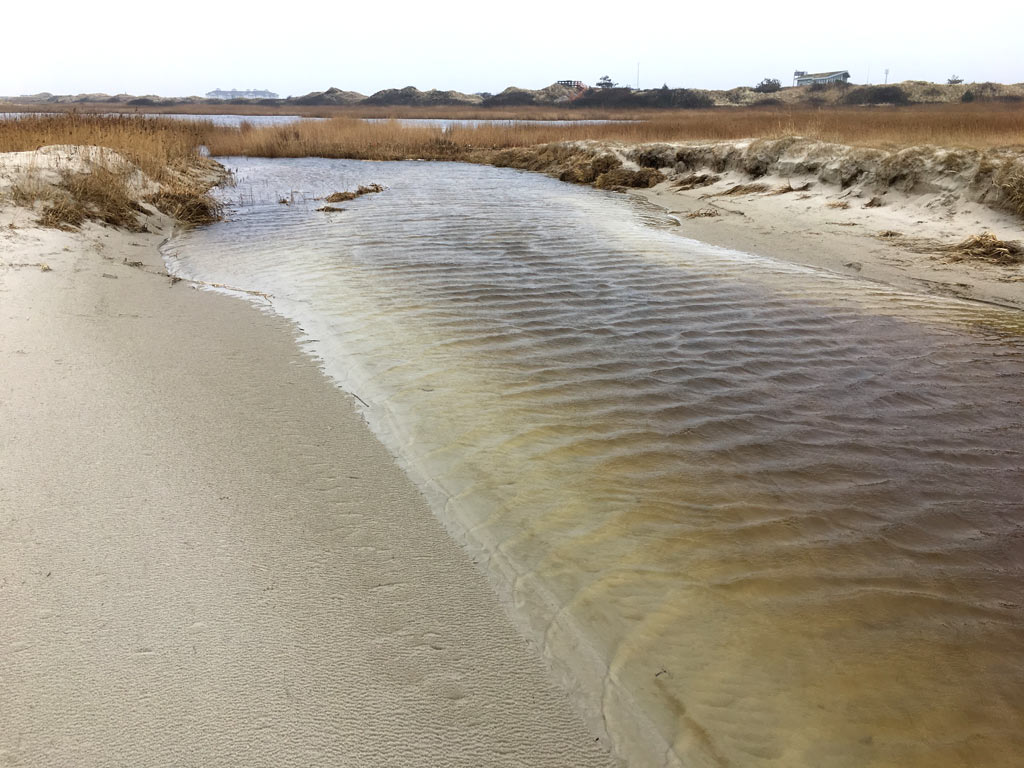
[{"left": 165, "top": 157, "right": 1024, "bottom": 768}]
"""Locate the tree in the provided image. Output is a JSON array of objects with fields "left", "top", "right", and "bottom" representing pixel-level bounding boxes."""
[
  {"left": 947, "top": 75, "right": 964, "bottom": 85},
  {"left": 596, "top": 75, "right": 617, "bottom": 89},
  {"left": 753, "top": 77, "right": 782, "bottom": 93}
]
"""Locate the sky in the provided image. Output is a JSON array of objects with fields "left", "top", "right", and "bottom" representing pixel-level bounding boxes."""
[{"left": 5, "top": 0, "right": 1023, "bottom": 98}]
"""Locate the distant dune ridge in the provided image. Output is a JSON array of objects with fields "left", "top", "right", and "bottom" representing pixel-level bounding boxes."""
[{"left": 6, "top": 80, "right": 1024, "bottom": 109}]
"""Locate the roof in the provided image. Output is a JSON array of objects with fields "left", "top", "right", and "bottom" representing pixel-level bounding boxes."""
[{"left": 799, "top": 70, "right": 850, "bottom": 79}]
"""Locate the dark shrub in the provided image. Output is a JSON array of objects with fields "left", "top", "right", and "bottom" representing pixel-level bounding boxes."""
[
  {"left": 753, "top": 78, "right": 781, "bottom": 93},
  {"left": 843, "top": 86, "right": 910, "bottom": 105}
]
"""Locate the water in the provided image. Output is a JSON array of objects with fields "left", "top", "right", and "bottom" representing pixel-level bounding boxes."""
[{"left": 164, "top": 157, "right": 1024, "bottom": 768}]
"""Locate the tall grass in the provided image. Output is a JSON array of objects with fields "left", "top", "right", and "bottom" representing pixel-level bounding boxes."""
[
  {"left": 0, "top": 113, "right": 209, "bottom": 181},
  {"left": 199, "top": 104, "right": 1024, "bottom": 157}
]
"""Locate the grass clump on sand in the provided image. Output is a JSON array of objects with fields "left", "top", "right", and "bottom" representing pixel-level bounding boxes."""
[
  {"left": 883, "top": 231, "right": 1024, "bottom": 264},
  {"left": 148, "top": 184, "right": 223, "bottom": 226},
  {"left": 9, "top": 161, "right": 147, "bottom": 231},
  {"left": 940, "top": 233, "right": 1024, "bottom": 264},
  {"left": 716, "top": 183, "right": 770, "bottom": 196}
]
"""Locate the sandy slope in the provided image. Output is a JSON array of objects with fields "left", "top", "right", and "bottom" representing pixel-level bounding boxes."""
[
  {"left": 633, "top": 169, "right": 1024, "bottom": 311},
  {"left": 0, "top": 205, "right": 618, "bottom": 767}
]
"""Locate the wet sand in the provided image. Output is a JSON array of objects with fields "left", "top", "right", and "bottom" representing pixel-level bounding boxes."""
[{"left": 0, "top": 208, "right": 618, "bottom": 767}]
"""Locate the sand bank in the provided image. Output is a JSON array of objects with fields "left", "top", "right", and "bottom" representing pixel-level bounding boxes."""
[
  {"left": 619, "top": 140, "right": 1024, "bottom": 310},
  {"left": 0, "top": 199, "right": 618, "bottom": 765}
]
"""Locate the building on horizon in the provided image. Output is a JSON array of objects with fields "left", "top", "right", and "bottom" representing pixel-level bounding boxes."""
[{"left": 792, "top": 70, "right": 851, "bottom": 87}]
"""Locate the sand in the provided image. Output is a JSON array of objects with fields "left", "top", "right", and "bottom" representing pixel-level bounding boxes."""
[
  {"left": 0, "top": 199, "right": 619, "bottom": 766},
  {"left": 631, "top": 162, "right": 1024, "bottom": 311}
]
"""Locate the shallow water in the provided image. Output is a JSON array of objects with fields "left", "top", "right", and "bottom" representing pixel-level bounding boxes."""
[{"left": 165, "top": 157, "right": 1024, "bottom": 768}]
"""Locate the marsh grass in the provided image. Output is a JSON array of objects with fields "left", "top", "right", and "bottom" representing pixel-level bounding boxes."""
[{"left": 197, "top": 104, "right": 1024, "bottom": 156}]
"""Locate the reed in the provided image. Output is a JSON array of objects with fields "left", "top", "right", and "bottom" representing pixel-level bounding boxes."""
[
  {"left": 198, "top": 104, "right": 1024, "bottom": 157},
  {"left": 0, "top": 113, "right": 209, "bottom": 180}
]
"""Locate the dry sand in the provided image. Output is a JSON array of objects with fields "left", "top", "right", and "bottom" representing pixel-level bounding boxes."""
[{"left": 0, "top": 201, "right": 619, "bottom": 767}]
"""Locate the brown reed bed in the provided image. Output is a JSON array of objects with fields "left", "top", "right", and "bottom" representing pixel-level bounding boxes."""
[
  {"left": 15, "top": 102, "right": 1023, "bottom": 150},
  {"left": 195, "top": 104, "right": 1024, "bottom": 159}
]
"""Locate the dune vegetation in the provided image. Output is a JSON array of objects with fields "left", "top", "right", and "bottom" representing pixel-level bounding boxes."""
[{"left": 0, "top": 114, "right": 223, "bottom": 228}]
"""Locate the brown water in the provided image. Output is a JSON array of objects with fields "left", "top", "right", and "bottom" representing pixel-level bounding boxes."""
[{"left": 165, "top": 158, "right": 1024, "bottom": 767}]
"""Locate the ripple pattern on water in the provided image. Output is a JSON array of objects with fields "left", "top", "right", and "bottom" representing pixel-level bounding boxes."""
[{"left": 165, "top": 158, "right": 1024, "bottom": 768}]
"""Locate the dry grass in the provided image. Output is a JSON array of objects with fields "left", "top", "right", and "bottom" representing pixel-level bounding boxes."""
[
  {"left": 935, "top": 233, "right": 1024, "bottom": 264},
  {"left": 194, "top": 103, "right": 1024, "bottom": 155},
  {"left": 0, "top": 113, "right": 206, "bottom": 180},
  {"left": 686, "top": 207, "right": 721, "bottom": 218},
  {"left": 14, "top": 101, "right": 1024, "bottom": 147},
  {"left": 997, "top": 165, "right": 1024, "bottom": 218},
  {"left": 672, "top": 173, "right": 720, "bottom": 190},
  {"left": 1, "top": 114, "right": 223, "bottom": 227},
  {"left": 324, "top": 183, "right": 384, "bottom": 202},
  {"left": 593, "top": 167, "right": 664, "bottom": 190},
  {"left": 8, "top": 161, "right": 146, "bottom": 230},
  {"left": 717, "top": 183, "right": 770, "bottom": 196},
  {"left": 769, "top": 182, "right": 813, "bottom": 195},
  {"left": 827, "top": 200, "right": 851, "bottom": 209},
  {"left": 882, "top": 231, "right": 1024, "bottom": 264}
]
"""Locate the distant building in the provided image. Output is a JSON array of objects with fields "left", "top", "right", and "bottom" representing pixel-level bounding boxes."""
[
  {"left": 556, "top": 80, "right": 587, "bottom": 90},
  {"left": 793, "top": 70, "right": 851, "bottom": 86},
  {"left": 205, "top": 88, "right": 279, "bottom": 99}
]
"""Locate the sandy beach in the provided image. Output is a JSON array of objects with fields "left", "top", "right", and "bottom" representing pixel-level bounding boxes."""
[{"left": 0, "top": 202, "right": 619, "bottom": 766}]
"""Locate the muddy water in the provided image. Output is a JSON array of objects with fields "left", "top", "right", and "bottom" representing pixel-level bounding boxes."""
[{"left": 164, "top": 158, "right": 1024, "bottom": 768}]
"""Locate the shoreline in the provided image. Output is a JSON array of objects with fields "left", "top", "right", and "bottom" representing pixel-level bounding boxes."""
[
  {"left": 611, "top": 140, "right": 1024, "bottom": 312},
  {"left": 0, "top": 205, "right": 618, "bottom": 766},
  {"left": 632, "top": 179, "right": 1024, "bottom": 311}
]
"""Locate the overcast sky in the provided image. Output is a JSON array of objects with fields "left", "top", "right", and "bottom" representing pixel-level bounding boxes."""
[{"left": 5, "top": 0, "right": 1023, "bottom": 97}]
